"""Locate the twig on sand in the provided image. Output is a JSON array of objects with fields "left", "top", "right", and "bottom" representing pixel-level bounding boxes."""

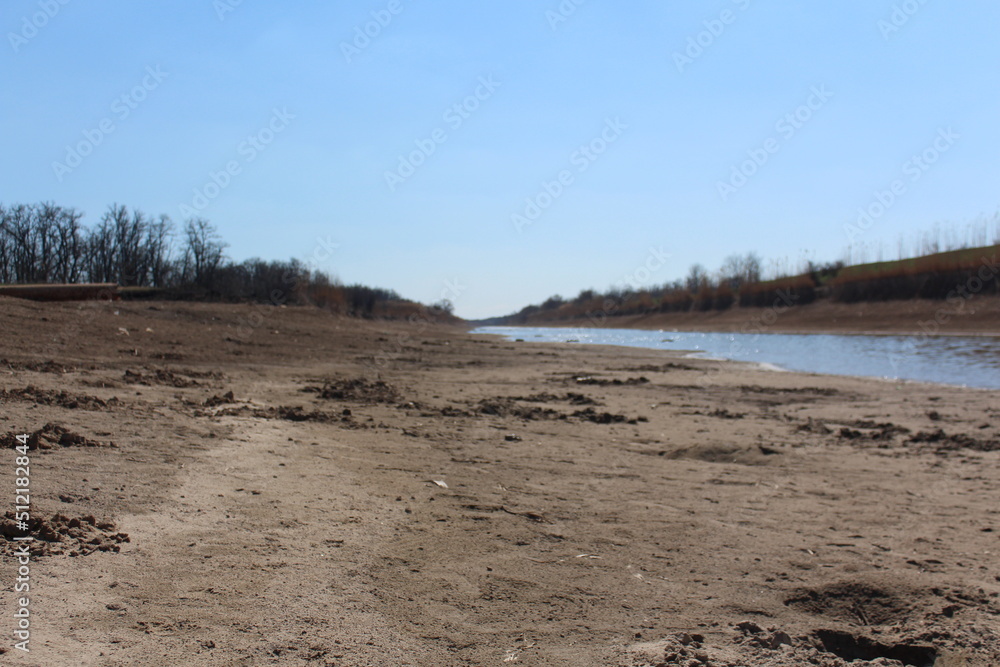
[{"left": 501, "top": 506, "right": 547, "bottom": 522}]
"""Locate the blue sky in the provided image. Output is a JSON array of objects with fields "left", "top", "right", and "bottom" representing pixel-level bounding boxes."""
[{"left": 3, "top": 1, "right": 998, "bottom": 318}]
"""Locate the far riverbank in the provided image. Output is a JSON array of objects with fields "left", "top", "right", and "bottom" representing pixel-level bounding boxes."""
[{"left": 485, "top": 294, "right": 1000, "bottom": 337}]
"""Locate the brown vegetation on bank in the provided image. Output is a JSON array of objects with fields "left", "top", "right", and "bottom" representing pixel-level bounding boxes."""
[{"left": 496, "top": 244, "right": 1000, "bottom": 332}]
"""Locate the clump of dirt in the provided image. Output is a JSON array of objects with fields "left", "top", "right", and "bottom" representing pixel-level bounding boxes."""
[
  {"left": 0, "top": 512, "right": 130, "bottom": 557},
  {"left": 304, "top": 377, "right": 401, "bottom": 403},
  {"left": 437, "top": 405, "right": 473, "bottom": 418},
  {"left": 908, "top": 429, "right": 1000, "bottom": 452},
  {"left": 123, "top": 369, "right": 200, "bottom": 388},
  {"left": 649, "top": 632, "right": 713, "bottom": 666},
  {"left": 784, "top": 582, "right": 913, "bottom": 626},
  {"left": 708, "top": 408, "right": 745, "bottom": 419},
  {"left": 215, "top": 404, "right": 365, "bottom": 427},
  {"left": 270, "top": 406, "right": 341, "bottom": 423},
  {"left": 564, "top": 392, "right": 601, "bottom": 405},
  {"left": 475, "top": 398, "right": 564, "bottom": 421},
  {"left": 614, "top": 362, "right": 696, "bottom": 372},
  {"left": 837, "top": 421, "right": 910, "bottom": 442},
  {"left": 571, "top": 407, "right": 641, "bottom": 424},
  {"left": 796, "top": 418, "right": 833, "bottom": 435},
  {"left": 571, "top": 375, "right": 649, "bottom": 386},
  {"left": 0, "top": 358, "right": 72, "bottom": 373},
  {"left": 0, "top": 386, "right": 122, "bottom": 410},
  {"left": 739, "top": 385, "right": 840, "bottom": 396},
  {"left": 510, "top": 392, "right": 601, "bottom": 406},
  {"left": 851, "top": 420, "right": 910, "bottom": 434},
  {"left": 733, "top": 621, "right": 794, "bottom": 651},
  {"left": 204, "top": 390, "right": 236, "bottom": 407},
  {"left": 3, "top": 424, "right": 115, "bottom": 450},
  {"left": 149, "top": 352, "right": 184, "bottom": 361}
]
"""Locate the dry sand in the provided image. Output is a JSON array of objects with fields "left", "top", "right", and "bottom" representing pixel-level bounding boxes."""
[{"left": 0, "top": 297, "right": 998, "bottom": 666}]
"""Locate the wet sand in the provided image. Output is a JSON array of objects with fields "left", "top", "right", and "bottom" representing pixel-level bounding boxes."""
[{"left": 1, "top": 297, "right": 998, "bottom": 666}]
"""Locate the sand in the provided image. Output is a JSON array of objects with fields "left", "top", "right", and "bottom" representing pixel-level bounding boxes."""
[{"left": 0, "top": 297, "right": 998, "bottom": 666}]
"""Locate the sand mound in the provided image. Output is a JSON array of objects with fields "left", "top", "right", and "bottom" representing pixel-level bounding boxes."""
[
  {"left": 0, "top": 358, "right": 72, "bottom": 373},
  {"left": 1, "top": 512, "right": 129, "bottom": 558},
  {"left": 908, "top": 429, "right": 1000, "bottom": 452},
  {"left": 304, "top": 377, "right": 401, "bottom": 403},
  {"left": 0, "top": 385, "right": 121, "bottom": 410},
  {"left": 3, "top": 424, "right": 115, "bottom": 450}
]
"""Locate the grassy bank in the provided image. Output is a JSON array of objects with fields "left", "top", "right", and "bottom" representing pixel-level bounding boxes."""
[{"left": 489, "top": 293, "right": 1000, "bottom": 336}]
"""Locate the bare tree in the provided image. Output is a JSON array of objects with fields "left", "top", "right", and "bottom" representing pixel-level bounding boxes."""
[
  {"left": 33, "top": 203, "right": 63, "bottom": 282},
  {"left": 50, "top": 204, "right": 85, "bottom": 283},
  {"left": 4, "top": 204, "right": 41, "bottom": 283},
  {"left": 85, "top": 210, "right": 116, "bottom": 284},
  {"left": 182, "top": 218, "right": 227, "bottom": 289},
  {"left": 145, "top": 214, "right": 174, "bottom": 287},
  {"left": 430, "top": 299, "right": 454, "bottom": 316},
  {"left": 743, "top": 252, "right": 762, "bottom": 284},
  {"left": 686, "top": 264, "right": 708, "bottom": 293},
  {"left": 0, "top": 204, "right": 9, "bottom": 283},
  {"left": 107, "top": 204, "right": 148, "bottom": 286},
  {"left": 719, "top": 254, "right": 742, "bottom": 289},
  {"left": 719, "top": 252, "right": 762, "bottom": 290}
]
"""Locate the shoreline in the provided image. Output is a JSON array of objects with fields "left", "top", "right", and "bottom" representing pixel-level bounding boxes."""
[
  {"left": 475, "top": 322, "right": 1000, "bottom": 339},
  {"left": 471, "top": 327, "right": 1000, "bottom": 391},
  {"left": 1, "top": 298, "right": 998, "bottom": 665}
]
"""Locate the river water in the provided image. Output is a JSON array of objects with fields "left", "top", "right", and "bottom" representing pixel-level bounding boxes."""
[{"left": 472, "top": 326, "right": 1000, "bottom": 390}]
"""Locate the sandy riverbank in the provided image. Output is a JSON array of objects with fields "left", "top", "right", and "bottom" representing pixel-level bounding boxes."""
[{"left": 1, "top": 297, "right": 998, "bottom": 666}]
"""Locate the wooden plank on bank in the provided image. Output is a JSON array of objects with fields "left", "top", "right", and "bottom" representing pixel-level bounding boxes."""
[{"left": 0, "top": 283, "right": 120, "bottom": 301}]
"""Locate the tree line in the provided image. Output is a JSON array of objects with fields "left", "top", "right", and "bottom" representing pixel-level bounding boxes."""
[
  {"left": 500, "top": 251, "right": 823, "bottom": 324},
  {"left": 0, "top": 201, "right": 416, "bottom": 317},
  {"left": 501, "top": 238, "right": 999, "bottom": 325}
]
